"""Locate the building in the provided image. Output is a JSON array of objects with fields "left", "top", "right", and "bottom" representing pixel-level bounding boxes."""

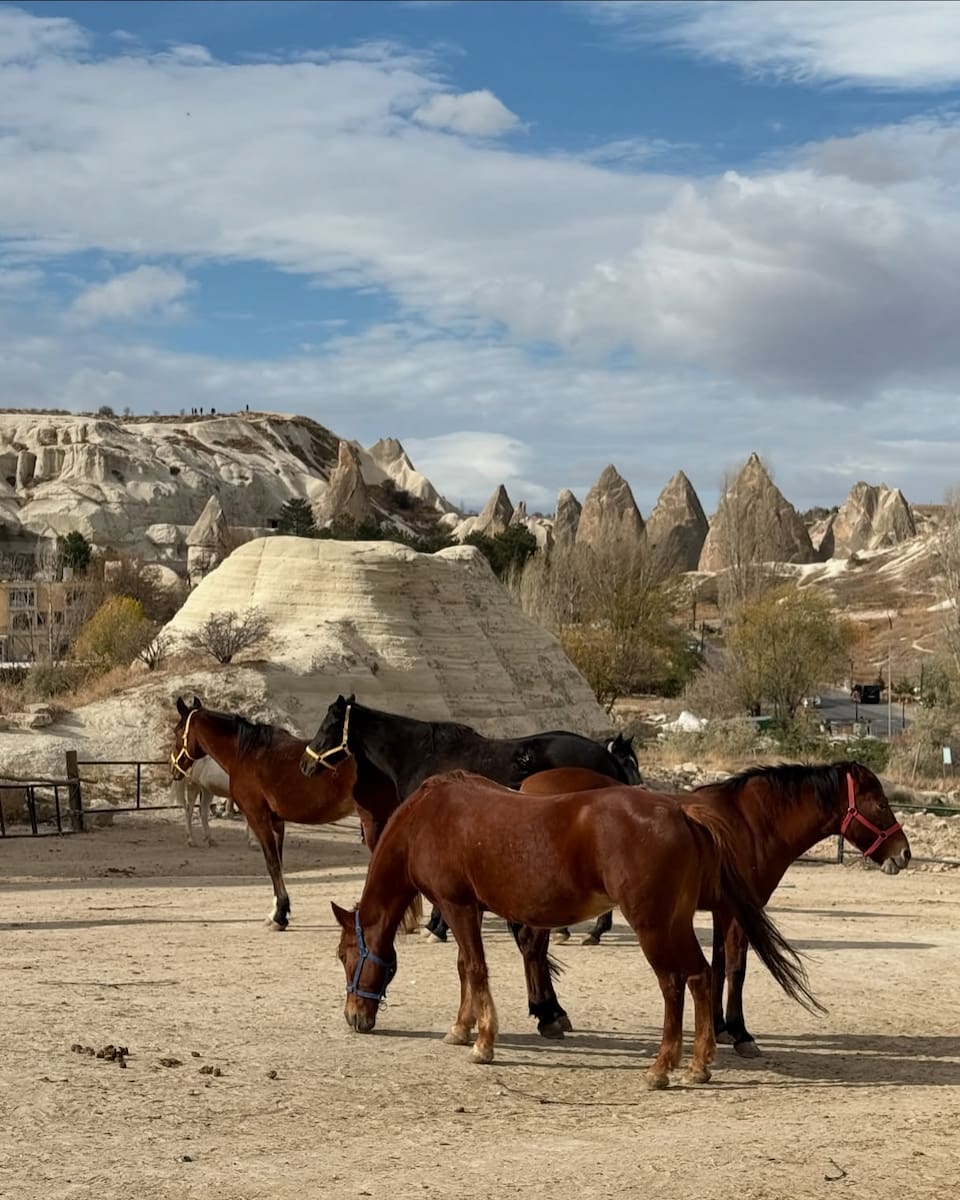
[{"left": 0, "top": 580, "right": 84, "bottom": 663}]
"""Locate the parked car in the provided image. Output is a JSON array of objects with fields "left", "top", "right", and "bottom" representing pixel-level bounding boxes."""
[{"left": 851, "top": 684, "right": 882, "bottom": 704}]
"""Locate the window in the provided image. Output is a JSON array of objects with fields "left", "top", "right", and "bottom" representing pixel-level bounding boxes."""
[
  {"left": 9, "top": 589, "right": 35, "bottom": 609},
  {"left": 12, "top": 612, "right": 32, "bottom": 630}
]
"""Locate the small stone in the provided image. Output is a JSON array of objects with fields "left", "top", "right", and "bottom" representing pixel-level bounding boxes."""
[
  {"left": 266, "top": 1069, "right": 278, "bottom": 1079},
  {"left": 177, "top": 1155, "right": 194, "bottom": 1163},
  {"left": 190, "top": 1051, "right": 201, "bottom": 1058},
  {"left": 453, "top": 1105, "right": 465, "bottom": 1113},
  {"left": 159, "top": 1057, "right": 183, "bottom": 1068}
]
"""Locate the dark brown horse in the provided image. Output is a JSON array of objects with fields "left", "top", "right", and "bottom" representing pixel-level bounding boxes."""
[
  {"left": 333, "top": 769, "right": 821, "bottom": 1090},
  {"left": 300, "top": 693, "right": 641, "bottom": 951},
  {"left": 172, "top": 696, "right": 358, "bottom": 930},
  {"left": 517, "top": 760, "right": 911, "bottom": 1055}
]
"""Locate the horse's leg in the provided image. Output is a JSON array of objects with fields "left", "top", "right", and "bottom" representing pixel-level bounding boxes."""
[
  {"left": 199, "top": 788, "right": 213, "bottom": 847},
  {"left": 424, "top": 905, "right": 449, "bottom": 943},
  {"left": 239, "top": 797, "right": 291, "bottom": 931},
  {"left": 551, "top": 926, "right": 571, "bottom": 943},
  {"left": 510, "top": 922, "right": 571, "bottom": 1039},
  {"left": 712, "top": 914, "right": 731, "bottom": 1042},
  {"left": 180, "top": 782, "right": 196, "bottom": 847},
  {"left": 721, "top": 921, "right": 760, "bottom": 1058},
  {"left": 633, "top": 925, "right": 688, "bottom": 1090},
  {"left": 581, "top": 909, "right": 614, "bottom": 946},
  {"left": 442, "top": 946, "right": 476, "bottom": 1047},
  {"left": 678, "top": 929, "right": 715, "bottom": 1085},
  {"left": 442, "top": 906, "right": 497, "bottom": 1063}
]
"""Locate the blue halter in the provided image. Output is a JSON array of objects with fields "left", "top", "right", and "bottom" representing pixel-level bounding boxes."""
[{"left": 347, "top": 909, "right": 397, "bottom": 1003}]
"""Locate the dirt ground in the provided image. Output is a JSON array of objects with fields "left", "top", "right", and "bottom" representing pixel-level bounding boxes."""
[{"left": 1, "top": 812, "right": 959, "bottom": 1200}]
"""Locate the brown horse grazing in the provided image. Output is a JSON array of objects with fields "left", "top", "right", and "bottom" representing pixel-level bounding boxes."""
[
  {"left": 516, "top": 761, "right": 912, "bottom": 1056},
  {"left": 172, "top": 696, "right": 358, "bottom": 930},
  {"left": 332, "top": 769, "right": 821, "bottom": 1090}
]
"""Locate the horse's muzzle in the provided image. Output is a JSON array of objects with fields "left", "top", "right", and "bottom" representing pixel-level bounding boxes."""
[
  {"left": 299, "top": 751, "right": 318, "bottom": 778},
  {"left": 345, "top": 1006, "right": 376, "bottom": 1034},
  {"left": 881, "top": 846, "right": 911, "bottom": 875}
]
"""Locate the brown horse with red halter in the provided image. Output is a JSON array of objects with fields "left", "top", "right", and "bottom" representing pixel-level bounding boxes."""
[
  {"left": 332, "top": 768, "right": 823, "bottom": 1090},
  {"left": 518, "top": 759, "right": 910, "bottom": 1055},
  {"left": 172, "top": 696, "right": 358, "bottom": 930}
]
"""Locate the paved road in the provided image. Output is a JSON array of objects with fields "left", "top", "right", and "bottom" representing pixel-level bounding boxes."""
[{"left": 807, "top": 688, "right": 910, "bottom": 739}]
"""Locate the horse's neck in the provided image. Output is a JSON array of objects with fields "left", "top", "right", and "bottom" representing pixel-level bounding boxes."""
[
  {"left": 196, "top": 717, "right": 240, "bottom": 777},
  {"left": 358, "top": 828, "right": 417, "bottom": 949},
  {"left": 355, "top": 706, "right": 437, "bottom": 788},
  {"left": 720, "top": 779, "right": 836, "bottom": 897}
]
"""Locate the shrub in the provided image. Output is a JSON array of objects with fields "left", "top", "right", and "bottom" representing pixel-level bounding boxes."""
[
  {"left": 185, "top": 607, "right": 271, "bottom": 664},
  {"left": 69, "top": 596, "right": 153, "bottom": 672}
]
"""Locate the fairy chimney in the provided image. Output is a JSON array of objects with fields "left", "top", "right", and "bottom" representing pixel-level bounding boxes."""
[
  {"left": 317, "top": 440, "right": 375, "bottom": 528},
  {"left": 186, "top": 494, "right": 231, "bottom": 583},
  {"left": 818, "top": 482, "right": 916, "bottom": 559},
  {"left": 645, "top": 471, "right": 709, "bottom": 574},
  {"left": 698, "top": 453, "right": 814, "bottom": 571},
  {"left": 553, "top": 489, "right": 582, "bottom": 547},
  {"left": 472, "top": 485, "right": 514, "bottom": 537},
  {"left": 575, "top": 465, "right": 645, "bottom": 552}
]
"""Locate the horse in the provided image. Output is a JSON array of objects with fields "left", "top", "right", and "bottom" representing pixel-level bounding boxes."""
[
  {"left": 515, "top": 761, "right": 911, "bottom": 1056},
  {"left": 172, "top": 695, "right": 359, "bottom": 929},
  {"left": 331, "top": 769, "right": 822, "bottom": 1090},
  {"left": 170, "top": 754, "right": 257, "bottom": 848},
  {"left": 299, "top": 693, "right": 642, "bottom": 949}
]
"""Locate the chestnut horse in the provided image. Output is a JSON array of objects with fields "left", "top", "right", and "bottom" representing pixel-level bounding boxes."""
[
  {"left": 332, "top": 769, "right": 821, "bottom": 1090},
  {"left": 172, "top": 696, "right": 358, "bottom": 929},
  {"left": 518, "top": 761, "right": 911, "bottom": 1055}
]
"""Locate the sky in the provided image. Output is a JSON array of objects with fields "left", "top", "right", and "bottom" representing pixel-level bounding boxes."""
[{"left": 3, "top": 1, "right": 960, "bottom": 515}]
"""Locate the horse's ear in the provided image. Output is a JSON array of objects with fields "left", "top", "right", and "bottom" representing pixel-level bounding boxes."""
[
  {"left": 331, "top": 902, "right": 353, "bottom": 930},
  {"left": 191, "top": 695, "right": 203, "bottom": 710},
  {"left": 176, "top": 696, "right": 188, "bottom": 718},
  {"left": 346, "top": 693, "right": 356, "bottom": 705}
]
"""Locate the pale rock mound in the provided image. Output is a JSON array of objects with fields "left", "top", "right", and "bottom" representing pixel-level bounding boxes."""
[
  {"left": 161, "top": 537, "right": 611, "bottom": 738},
  {"left": 699, "top": 453, "right": 814, "bottom": 571},
  {"left": 575, "top": 465, "right": 645, "bottom": 552},
  {"left": 471, "top": 485, "right": 515, "bottom": 538},
  {"left": 645, "top": 471, "right": 709, "bottom": 574},
  {"left": 364, "top": 438, "right": 456, "bottom": 514},
  {"left": 818, "top": 482, "right": 916, "bottom": 559}
]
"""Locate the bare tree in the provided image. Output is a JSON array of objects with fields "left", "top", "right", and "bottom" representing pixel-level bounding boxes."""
[
  {"left": 934, "top": 488, "right": 960, "bottom": 677},
  {"left": 185, "top": 607, "right": 272, "bottom": 664},
  {"left": 136, "top": 629, "right": 172, "bottom": 672}
]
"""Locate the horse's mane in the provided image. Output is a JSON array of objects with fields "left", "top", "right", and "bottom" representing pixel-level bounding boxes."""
[
  {"left": 354, "top": 701, "right": 478, "bottom": 741},
  {"left": 697, "top": 761, "right": 856, "bottom": 815},
  {"left": 192, "top": 708, "right": 278, "bottom": 755}
]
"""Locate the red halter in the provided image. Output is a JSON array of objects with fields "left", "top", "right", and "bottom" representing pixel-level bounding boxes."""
[{"left": 840, "top": 772, "right": 901, "bottom": 858}]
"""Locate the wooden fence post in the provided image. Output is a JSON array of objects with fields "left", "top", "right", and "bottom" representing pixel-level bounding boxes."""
[{"left": 65, "top": 750, "right": 83, "bottom": 833}]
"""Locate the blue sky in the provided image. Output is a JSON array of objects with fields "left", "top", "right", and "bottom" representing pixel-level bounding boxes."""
[{"left": 4, "top": 2, "right": 960, "bottom": 514}]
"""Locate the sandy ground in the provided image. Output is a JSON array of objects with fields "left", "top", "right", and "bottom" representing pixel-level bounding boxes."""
[{"left": 1, "top": 812, "right": 959, "bottom": 1200}]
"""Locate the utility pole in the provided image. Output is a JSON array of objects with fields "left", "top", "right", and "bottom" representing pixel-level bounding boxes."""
[{"left": 887, "top": 613, "right": 894, "bottom": 740}]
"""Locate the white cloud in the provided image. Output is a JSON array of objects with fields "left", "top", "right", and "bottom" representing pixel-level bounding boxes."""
[
  {"left": 587, "top": 1, "right": 960, "bottom": 90},
  {"left": 69, "top": 266, "right": 193, "bottom": 326},
  {"left": 0, "top": 5, "right": 87, "bottom": 64},
  {"left": 402, "top": 431, "right": 550, "bottom": 511},
  {"left": 412, "top": 89, "right": 520, "bottom": 137}
]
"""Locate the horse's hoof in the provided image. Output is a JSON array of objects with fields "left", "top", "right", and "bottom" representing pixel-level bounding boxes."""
[
  {"left": 425, "top": 932, "right": 446, "bottom": 944},
  {"left": 557, "top": 1014, "right": 573, "bottom": 1033},
  {"left": 644, "top": 1070, "right": 670, "bottom": 1091},
  {"left": 581, "top": 933, "right": 600, "bottom": 946},
  {"left": 443, "top": 1027, "right": 472, "bottom": 1046},
  {"left": 685, "top": 1064, "right": 712, "bottom": 1084},
  {"left": 551, "top": 929, "right": 570, "bottom": 944},
  {"left": 734, "top": 1039, "right": 761, "bottom": 1059},
  {"left": 470, "top": 1044, "right": 494, "bottom": 1064},
  {"left": 537, "top": 1020, "right": 566, "bottom": 1040},
  {"left": 265, "top": 919, "right": 287, "bottom": 932},
  {"left": 715, "top": 1029, "right": 735, "bottom": 1045}
]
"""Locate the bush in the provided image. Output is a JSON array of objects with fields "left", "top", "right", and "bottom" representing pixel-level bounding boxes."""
[
  {"left": 69, "top": 597, "right": 154, "bottom": 672},
  {"left": 185, "top": 607, "right": 271, "bottom": 664},
  {"left": 277, "top": 497, "right": 318, "bottom": 538},
  {"left": 465, "top": 526, "right": 538, "bottom": 581},
  {"left": 57, "top": 531, "right": 92, "bottom": 577}
]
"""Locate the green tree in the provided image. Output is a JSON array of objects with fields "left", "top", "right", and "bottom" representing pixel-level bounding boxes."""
[
  {"left": 57, "top": 531, "right": 92, "bottom": 576},
  {"left": 465, "top": 525, "right": 538, "bottom": 581},
  {"left": 277, "top": 497, "right": 318, "bottom": 538},
  {"left": 69, "top": 596, "right": 153, "bottom": 672},
  {"left": 726, "top": 585, "right": 856, "bottom": 720}
]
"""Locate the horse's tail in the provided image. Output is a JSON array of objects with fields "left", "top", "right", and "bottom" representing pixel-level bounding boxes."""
[
  {"left": 399, "top": 892, "right": 423, "bottom": 935},
  {"left": 683, "top": 804, "right": 825, "bottom": 1015}
]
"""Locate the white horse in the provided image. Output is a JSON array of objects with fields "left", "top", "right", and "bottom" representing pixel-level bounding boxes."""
[{"left": 171, "top": 757, "right": 255, "bottom": 848}]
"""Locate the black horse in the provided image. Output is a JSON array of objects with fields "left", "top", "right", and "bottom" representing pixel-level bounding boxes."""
[{"left": 299, "top": 694, "right": 642, "bottom": 1034}]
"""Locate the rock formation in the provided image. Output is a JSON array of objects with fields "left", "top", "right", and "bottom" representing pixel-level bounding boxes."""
[
  {"left": 817, "top": 482, "right": 916, "bottom": 559},
  {"left": 471, "top": 485, "right": 515, "bottom": 537},
  {"left": 316, "top": 441, "right": 375, "bottom": 528},
  {"left": 186, "top": 495, "right": 231, "bottom": 584},
  {"left": 162, "top": 537, "right": 612, "bottom": 738},
  {"left": 553, "top": 489, "right": 582, "bottom": 547},
  {"left": 575, "top": 465, "right": 645, "bottom": 552},
  {"left": 699, "top": 453, "right": 815, "bottom": 571},
  {"left": 0, "top": 412, "right": 451, "bottom": 573},
  {"left": 644, "top": 471, "right": 709, "bottom": 574}
]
